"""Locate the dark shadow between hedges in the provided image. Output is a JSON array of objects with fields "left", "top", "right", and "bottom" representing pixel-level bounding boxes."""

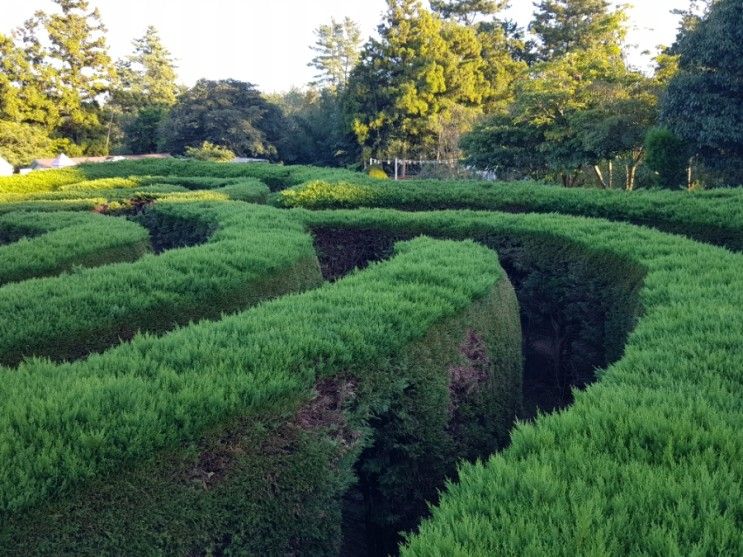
[{"left": 309, "top": 226, "right": 645, "bottom": 556}]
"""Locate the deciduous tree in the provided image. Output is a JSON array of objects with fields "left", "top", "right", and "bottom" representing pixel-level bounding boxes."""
[{"left": 158, "top": 79, "right": 284, "bottom": 159}]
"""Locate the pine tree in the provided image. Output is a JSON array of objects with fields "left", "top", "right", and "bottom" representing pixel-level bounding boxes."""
[
  {"left": 308, "top": 17, "right": 362, "bottom": 90},
  {"left": 530, "top": 0, "right": 626, "bottom": 60},
  {"left": 24, "top": 0, "right": 116, "bottom": 150},
  {"left": 346, "top": 0, "right": 513, "bottom": 159},
  {"left": 117, "top": 26, "right": 179, "bottom": 108}
]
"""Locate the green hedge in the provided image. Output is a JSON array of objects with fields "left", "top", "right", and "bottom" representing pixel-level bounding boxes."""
[
  {"left": 0, "top": 202, "right": 322, "bottom": 366},
  {"left": 77, "top": 159, "right": 363, "bottom": 190},
  {"left": 0, "top": 199, "right": 105, "bottom": 214},
  {"left": 0, "top": 168, "right": 84, "bottom": 194},
  {"left": 295, "top": 208, "right": 743, "bottom": 555},
  {"left": 279, "top": 180, "right": 743, "bottom": 251},
  {"left": 0, "top": 237, "right": 522, "bottom": 555},
  {"left": 0, "top": 211, "right": 150, "bottom": 285}
]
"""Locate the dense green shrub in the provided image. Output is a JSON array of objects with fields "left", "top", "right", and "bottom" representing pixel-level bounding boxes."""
[
  {"left": 368, "top": 164, "right": 388, "bottom": 179},
  {"left": 0, "top": 211, "right": 150, "bottom": 285},
  {"left": 212, "top": 179, "right": 270, "bottom": 203},
  {"left": 184, "top": 141, "right": 236, "bottom": 161},
  {"left": 0, "top": 168, "right": 84, "bottom": 194},
  {"left": 76, "top": 159, "right": 363, "bottom": 190},
  {"left": 0, "top": 237, "right": 521, "bottom": 555},
  {"left": 1, "top": 160, "right": 742, "bottom": 555}
]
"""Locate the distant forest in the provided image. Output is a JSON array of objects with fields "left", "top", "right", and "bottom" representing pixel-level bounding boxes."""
[{"left": 1, "top": 0, "right": 741, "bottom": 187}]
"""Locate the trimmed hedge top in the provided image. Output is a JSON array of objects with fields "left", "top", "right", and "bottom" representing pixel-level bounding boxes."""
[
  {"left": 280, "top": 179, "right": 743, "bottom": 251},
  {"left": 0, "top": 202, "right": 320, "bottom": 366},
  {"left": 0, "top": 211, "right": 149, "bottom": 285},
  {"left": 0, "top": 235, "right": 507, "bottom": 516},
  {"left": 1, "top": 161, "right": 741, "bottom": 554}
]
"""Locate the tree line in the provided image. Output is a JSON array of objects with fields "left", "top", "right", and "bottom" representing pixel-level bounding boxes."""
[{"left": 1, "top": 0, "right": 740, "bottom": 188}]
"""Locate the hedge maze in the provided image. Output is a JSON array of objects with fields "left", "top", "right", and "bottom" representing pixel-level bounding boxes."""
[{"left": 0, "top": 161, "right": 740, "bottom": 555}]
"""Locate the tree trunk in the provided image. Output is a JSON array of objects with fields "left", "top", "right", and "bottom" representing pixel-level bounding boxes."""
[
  {"left": 627, "top": 164, "right": 637, "bottom": 191},
  {"left": 593, "top": 165, "right": 607, "bottom": 188},
  {"left": 687, "top": 157, "right": 694, "bottom": 190},
  {"left": 608, "top": 160, "right": 613, "bottom": 189},
  {"left": 626, "top": 148, "right": 644, "bottom": 191}
]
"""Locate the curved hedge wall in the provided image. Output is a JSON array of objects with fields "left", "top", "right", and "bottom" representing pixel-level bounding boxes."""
[
  {"left": 1, "top": 161, "right": 741, "bottom": 554},
  {"left": 297, "top": 208, "right": 743, "bottom": 555},
  {"left": 0, "top": 236, "right": 522, "bottom": 555},
  {"left": 279, "top": 179, "right": 743, "bottom": 251},
  {"left": 0, "top": 202, "right": 322, "bottom": 366},
  {"left": 0, "top": 211, "right": 149, "bottom": 285}
]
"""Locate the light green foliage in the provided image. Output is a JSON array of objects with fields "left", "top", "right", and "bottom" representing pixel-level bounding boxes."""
[
  {"left": 75, "top": 158, "right": 364, "bottom": 190},
  {"left": 184, "top": 141, "right": 236, "bottom": 162},
  {"left": 0, "top": 31, "right": 59, "bottom": 131},
  {"left": 430, "top": 0, "right": 508, "bottom": 24},
  {"left": 1, "top": 160, "right": 741, "bottom": 555},
  {"left": 281, "top": 180, "right": 377, "bottom": 208},
  {"left": 213, "top": 180, "right": 270, "bottom": 203},
  {"left": 0, "top": 168, "right": 85, "bottom": 194},
  {"left": 530, "top": 0, "right": 627, "bottom": 60},
  {"left": 28, "top": 0, "right": 115, "bottom": 151},
  {"left": 368, "top": 165, "right": 389, "bottom": 179},
  {"left": 462, "top": 0, "right": 657, "bottom": 189},
  {"left": 0, "top": 121, "right": 57, "bottom": 168},
  {"left": 0, "top": 234, "right": 519, "bottom": 553},
  {"left": 0, "top": 211, "right": 149, "bottom": 285},
  {"left": 346, "top": 0, "right": 521, "bottom": 160},
  {"left": 0, "top": 202, "right": 321, "bottom": 367},
  {"left": 115, "top": 25, "right": 179, "bottom": 109}
]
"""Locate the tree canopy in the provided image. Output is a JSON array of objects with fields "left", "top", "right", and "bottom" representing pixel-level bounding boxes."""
[
  {"left": 661, "top": 0, "right": 743, "bottom": 184},
  {"left": 159, "top": 79, "right": 284, "bottom": 159},
  {"left": 308, "top": 17, "right": 362, "bottom": 90}
]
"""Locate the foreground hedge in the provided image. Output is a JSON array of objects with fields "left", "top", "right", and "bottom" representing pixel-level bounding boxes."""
[
  {"left": 296, "top": 208, "right": 743, "bottom": 555},
  {"left": 0, "top": 202, "right": 321, "bottom": 366},
  {"left": 0, "top": 211, "right": 149, "bottom": 285},
  {"left": 280, "top": 180, "right": 743, "bottom": 250},
  {"left": 0, "top": 237, "right": 522, "bottom": 555}
]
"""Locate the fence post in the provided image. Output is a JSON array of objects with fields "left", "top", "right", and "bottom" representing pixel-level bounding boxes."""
[{"left": 394, "top": 158, "right": 399, "bottom": 181}]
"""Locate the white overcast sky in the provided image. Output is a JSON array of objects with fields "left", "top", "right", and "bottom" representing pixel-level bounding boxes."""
[{"left": 3, "top": 0, "right": 687, "bottom": 93}]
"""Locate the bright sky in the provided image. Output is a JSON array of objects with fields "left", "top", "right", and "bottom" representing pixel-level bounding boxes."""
[{"left": 3, "top": 0, "right": 687, "bottom": 93}]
